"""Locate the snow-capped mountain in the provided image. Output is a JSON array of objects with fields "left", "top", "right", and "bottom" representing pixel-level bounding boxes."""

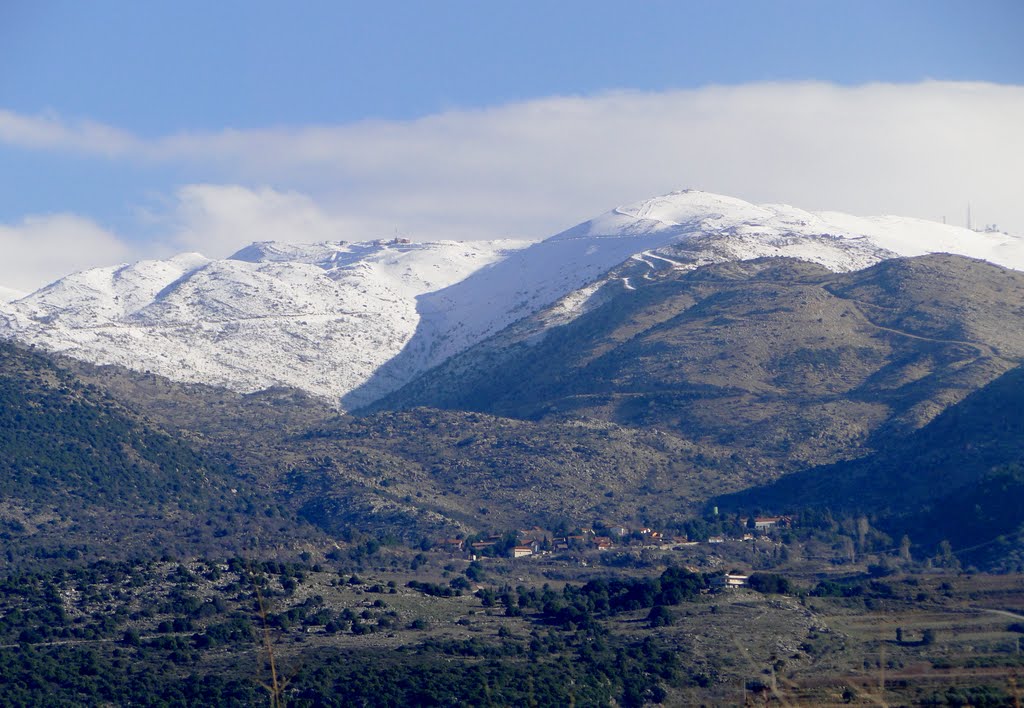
[
  {"left": 2, "top": 190, "right": 1023, "bottom": 408},
  {"left": 0, "top": 239, "right": 527, "bottom": 405}
]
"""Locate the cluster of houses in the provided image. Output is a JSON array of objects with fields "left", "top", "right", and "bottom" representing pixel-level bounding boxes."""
[
  {"left": 433, "top": 529, "right": 546, "bottom": 559},
  {"left": 432, "top": 516, "right": 792, "bottom": 560},
  {"left": 547, "top": 525, "right": 683, "bottom": 554},
  {"left": 432, "top": 518, "right": 790, "bottom": 561}
]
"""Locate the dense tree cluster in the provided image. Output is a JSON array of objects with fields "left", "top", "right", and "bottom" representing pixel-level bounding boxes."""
[{"left": 488, "top": 566, "right": 707, "bottom": 631}]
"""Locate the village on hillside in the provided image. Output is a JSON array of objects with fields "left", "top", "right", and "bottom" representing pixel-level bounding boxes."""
[{"left": 430, "top": 516, "right": 794, "bottom": 563}]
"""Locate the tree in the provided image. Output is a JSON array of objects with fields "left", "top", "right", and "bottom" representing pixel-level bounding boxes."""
[
  {"left": 646, "top": 605, "right": 674, "bottom": 628},
  {"left": 748, "top": 573, "right": 792, "bottom": 595},
  {"left": 934, "top": 540, "right": 960, "bottom": 570}
]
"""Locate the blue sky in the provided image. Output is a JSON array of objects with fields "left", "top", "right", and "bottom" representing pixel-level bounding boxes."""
[{"left": 1, "top": 1, "right": 1023, "bottom": 291}]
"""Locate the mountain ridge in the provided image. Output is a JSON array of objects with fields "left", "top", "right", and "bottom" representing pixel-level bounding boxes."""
[{"left": 3, "top": 190, "right": 1023, "bottom": 407}]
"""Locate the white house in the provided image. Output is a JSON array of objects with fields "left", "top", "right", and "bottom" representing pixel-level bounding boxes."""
[{"left": 711, "top": 574, "right": 749, "bottom": 589}]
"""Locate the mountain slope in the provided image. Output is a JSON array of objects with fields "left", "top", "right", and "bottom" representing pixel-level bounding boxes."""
[
  {"left": 3, "top": 191, "right": 1023, "bottom": 408},
  {"left": 274, "top": 409, "right": 748, "bottom": 538},
  {"left": 716, "top": 362, "right": 1024, "bottom": 513},
  {"left": 0, "top": 340, "right": 318, "bottom": 562},
  {"left": 62, "top": 356, "right": 750, "bottom": 538},
  {"left": 714, "top": 363, "right": 1024, "bottom": 570},
  {"left": 347, "top": 192, "right": 1024, "bottom": 406},
  {"left": 373, "top": 254, "right": 1024, "bottom": 474}
]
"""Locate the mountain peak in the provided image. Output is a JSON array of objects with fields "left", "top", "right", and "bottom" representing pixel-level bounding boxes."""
[
  {"left": 615, "top": 189, "right": 776, "bottom": 226},
  {"left": 228, "top": 240, "right": 352, "bottom": 264}
]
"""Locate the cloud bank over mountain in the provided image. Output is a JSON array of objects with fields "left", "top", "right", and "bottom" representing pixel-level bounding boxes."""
[{"left": 2, "top": 81, "right": 1022, "bottom": 291}]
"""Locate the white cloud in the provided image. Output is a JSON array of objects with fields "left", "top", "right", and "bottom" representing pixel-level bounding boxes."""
[
  {"left": 0, "top": 187, "right": 373, "bottom": 292},
  {"left": 1, "top": 80, "right": 1023, "bottom": 290},
  {"left": 165, "top": 184, "right": 375, "bottom": 257},
  {"left": 0, "top": 109, "right": 140, "bottom": 157},
  {"left": 0, "top": 214, "right": 137, "bottom": 292},
  {"left": 162, "top": 81, "right": 1024, "bottom": 239}
]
